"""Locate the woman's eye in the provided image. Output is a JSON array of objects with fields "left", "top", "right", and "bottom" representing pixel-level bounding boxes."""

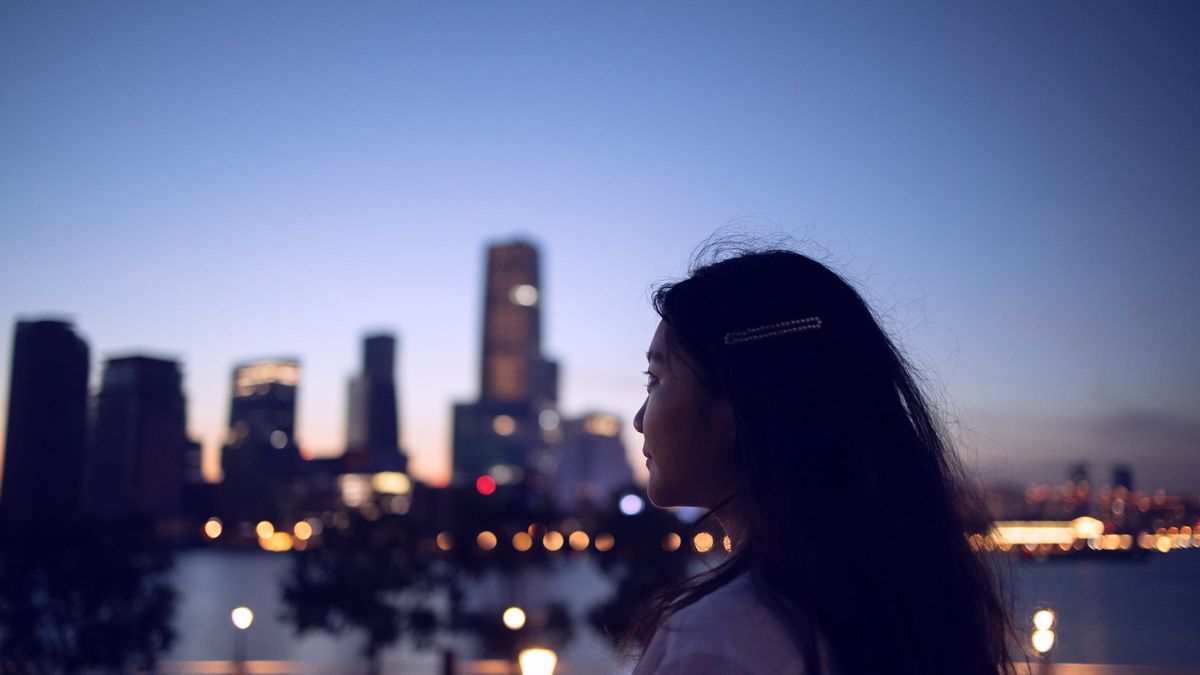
[{"left": 643, "top": 370, "right": 659, "bottom": 392}]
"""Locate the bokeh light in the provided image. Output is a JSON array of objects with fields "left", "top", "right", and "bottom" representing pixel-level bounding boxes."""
[
  {"left": 568, "top": 531, "right": 589, "bottom": 551},
  {"left": 477, "top": 531, "right": 498, "bottom": 550},
  {"left": 203, "top": 517, "right": 222, "bottom": 539},
  {"left": 619, "top": 494, "right": 644, "bottom": 516},
  {"left": 476, "top": 475, "right": 497, "bottom": 496},
  {"left": 231, "top": 606, "right": 254, "bottom": 630},
  {"left": 1033, "top": 610, "right": 1055, "bottom": 631},
  {"left": 513, "top": 532, "right": 533, "bottom": 551},
  {"left": 502, "top": 606, "right": 527, "bottom": 630},
  {"left": 293, "top": 521, "right": 313, "bottom": 541}
]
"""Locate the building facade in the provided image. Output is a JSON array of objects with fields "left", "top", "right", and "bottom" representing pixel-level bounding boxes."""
[
  {"left": 0, "top": 319, "right": 90, "bottom": 520},
  {"left": 453, "top": 240, "right": 559, "bottom": 486},
  {"left": 344, "top": 333, "right": 407, "bottom": 473},
  {"left": 219, "top": 358, "right": 305, "bottom": 521},
  {"left": 86, "top": 355, "right": 190, "bottom": 520}
]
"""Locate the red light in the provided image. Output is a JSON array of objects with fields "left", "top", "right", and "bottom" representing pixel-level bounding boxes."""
[{"left": 476, "top": 476, "right": 497, "bottom": 496}]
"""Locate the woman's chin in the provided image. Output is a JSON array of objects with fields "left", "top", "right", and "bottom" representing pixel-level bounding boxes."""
[{"left": 646, "top": 479, "right": 675, "bottom": 509}]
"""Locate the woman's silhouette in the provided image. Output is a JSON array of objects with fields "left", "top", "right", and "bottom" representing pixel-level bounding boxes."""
[{"left": 629, "top": 245, "right": 1014, "bottom": 674}]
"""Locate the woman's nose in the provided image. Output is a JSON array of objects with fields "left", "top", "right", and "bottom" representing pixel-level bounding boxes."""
[{"left": 633, "top": 398, "right": 646, "bottom": 434}]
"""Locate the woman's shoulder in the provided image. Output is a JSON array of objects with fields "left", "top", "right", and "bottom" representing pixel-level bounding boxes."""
[{"left": 633, "top": 575, "right": 818, "bottom": 675}]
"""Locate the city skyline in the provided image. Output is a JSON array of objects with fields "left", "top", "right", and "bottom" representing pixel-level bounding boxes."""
[{"left": 2, "top": 3, "right": 1198, "bottom": 492}]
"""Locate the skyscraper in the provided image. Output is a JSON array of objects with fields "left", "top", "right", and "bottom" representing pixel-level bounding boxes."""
[
  {"left": 479, "top": 241, "right": 557, "bottom": 407},
  {"left": 1112, "top": 464, "right": 1134, "bottom": 492},
  {"left": 86, "top": 355, "right": 190, "bottom": 520},
  {"left": 219, "top": 358, "right": 303, "bottom": 520},
  {"left": 550, "top": 413, "right": 634, "bottom": 509},
  {"left": 345, "top": 333, "right": 407, "bottom": 472},
  {"left": 453, "top": 240, "right": 559, "bottom": 486},
  {"left": 0, "top": 319, "right": 90, "bottom": 520}
]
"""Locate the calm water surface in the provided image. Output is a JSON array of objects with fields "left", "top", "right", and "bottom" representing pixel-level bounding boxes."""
[{"left": 167, "top": 549, "right": 1200, "bottom": 668}]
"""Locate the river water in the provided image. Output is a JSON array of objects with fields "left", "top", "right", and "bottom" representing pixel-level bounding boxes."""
[{"left": 166, "top": 549, "right": 1200, "bottom": 670}]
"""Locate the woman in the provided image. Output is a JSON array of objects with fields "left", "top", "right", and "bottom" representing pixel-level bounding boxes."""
[{"left": 629, "top": 246, "right": 1014, "bottom": 674}]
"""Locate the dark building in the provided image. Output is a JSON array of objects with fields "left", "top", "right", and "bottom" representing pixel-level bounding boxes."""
[
  {"left": 550, "top": 413, "right": 633, "bottom": 509},
  {"left": 86, "top": 355, "right": 191, "bottom": 520},
  {"left": 0, "top": 319, "right": 90, "bottom": 521},
  {"left": 344, "top": 333, "right": 407, "bottom": 473},
  {"left": 453, "top": 240, "right": 559, "bottom": 486},
  {"left": 219, "top": 358, "right": 305, "bottom": 521},
  {"left": 1112, "top": 464, "right": 1134, "bottom": 491},
  {"left": 1069, "top": 462, "right": 1090, "bottom": 486}
]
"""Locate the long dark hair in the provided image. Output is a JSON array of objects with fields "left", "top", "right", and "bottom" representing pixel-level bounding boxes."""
[{"left": 630, "top": 245, "right": 1015, "bottom": 674}]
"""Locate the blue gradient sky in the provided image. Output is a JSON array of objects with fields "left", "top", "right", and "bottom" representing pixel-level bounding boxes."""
[{"left": 2, "top": 3, "right": 1198, "bottom": 490}]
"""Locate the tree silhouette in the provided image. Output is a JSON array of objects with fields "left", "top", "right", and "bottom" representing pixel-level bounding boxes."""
[
  {"left": 587, "top": 489, "right": 692, "bottom": 648},
  {"left": 281, "top": 511, "right": 439, "bottom": 675},
  {"left": 0, "top": 518, "right": 176, "bottom": 674}
]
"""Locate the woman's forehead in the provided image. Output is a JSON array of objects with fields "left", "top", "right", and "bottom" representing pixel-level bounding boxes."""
[{"left": 647, "top": 321, "right": 670, "bottom": 363}]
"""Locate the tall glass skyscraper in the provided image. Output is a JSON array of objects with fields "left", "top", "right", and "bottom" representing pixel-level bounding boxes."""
[
  {"left": 479, "top": 241, "right": 557, "bottom": 407},
  {"left": 453, "top": 240, "right": 559, "bottom": 487},
  {"left": 0, "top": 319, "right": 90, "bottom": 521}
]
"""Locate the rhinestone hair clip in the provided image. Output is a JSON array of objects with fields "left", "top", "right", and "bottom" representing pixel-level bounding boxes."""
[{"left": 723, "top": 316, "right": 823, "bottom": 345}]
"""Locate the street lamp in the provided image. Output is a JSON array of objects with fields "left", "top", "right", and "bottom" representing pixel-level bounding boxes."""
[
  {"left": 1032, "top": 608, "right": 1055, "bottom": 671},
  {"left": 231, "top": 606, "right": 254, "bottom": 672},
  {"left": 518, "top": 647, "right": 557, "bottom": 675},
  {"left": 502, "top": 606, "right": 527, "bottom": 630}
]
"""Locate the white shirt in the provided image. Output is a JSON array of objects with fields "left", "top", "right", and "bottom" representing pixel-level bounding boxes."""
[{"left": 632, "top": 574, "right": 834, "bottom": 675}]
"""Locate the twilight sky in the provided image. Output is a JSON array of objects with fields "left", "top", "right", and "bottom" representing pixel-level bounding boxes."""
[{"left": 1, "top": 2, "right": 1198, "bottom": 492}]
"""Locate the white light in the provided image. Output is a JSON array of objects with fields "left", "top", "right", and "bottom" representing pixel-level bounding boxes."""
[
  {"left": 231, "top": 606, "right": 254, "bottom": 630},
  {"left": 518, "top": 647, "right": 557, "bottom": 675},
  {"left": 338, "top": 474, "right": 370, "bottom": 507},
  {"left": 1032, "top": 629, "right": 1055, "bottom": 654},
  {"left": 502, "top": 606, "right": 527, "bottom": 630},
  {"left": 1033, "top": 609, "right": 1055, "bottom": 631},
  {"left": 510, "top": 284, "right": 539, "bottom": 307},
  {"left": 234, "top": 361, "right": 300, "bottom": 396},
  {"left": 270, "top": 430, "right": 288, "bottom": 449},
  {"left": 371, "top": 472, "right": 412, "bottom": 495},
  {"left": 1071, "top": 517, "right": 1104, "bottom": 540},
  {"left": 619, "top": 494, "right": 645, "bottom": 516},
  {"left": 489, "top": 464, "right": 523, "bottom": 485},
  {"left": 538, "top": 409, "right": 560, "bottom": 431}
]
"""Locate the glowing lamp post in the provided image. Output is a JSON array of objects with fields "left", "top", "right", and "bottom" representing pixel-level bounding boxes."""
[
  {"left": 231, "top": 606, "right": 254, "bottom": 672},
  {"left": 502, "top": 606, "right": 527, "bottom": 630},
  {"left": 518, "top": 647, "right": 557, "bottom": 675},
  {"left": 1031, "top": 608, "right": 1055, "bottom": 669}
]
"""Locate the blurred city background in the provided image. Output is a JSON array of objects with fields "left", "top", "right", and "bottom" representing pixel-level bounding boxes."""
[{"left": 1, "top": 2, "right": 1197, "bottom": 674}]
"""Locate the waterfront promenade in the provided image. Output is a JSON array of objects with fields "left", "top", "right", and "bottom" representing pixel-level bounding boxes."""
[{"left": 146, "top": 660, "right": 1200, "bottom": 675}]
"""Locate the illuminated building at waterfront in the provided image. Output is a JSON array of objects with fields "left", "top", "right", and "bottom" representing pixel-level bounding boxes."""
[
  {"left": 453, "top": 240, "right": 559, "bottom": 487},
  {"left": 219, "top": 358, "right": 305, "bottom": 520}
]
